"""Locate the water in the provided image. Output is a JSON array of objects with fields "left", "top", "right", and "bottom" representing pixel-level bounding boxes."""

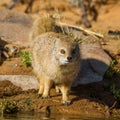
[{"left": 0, "top": 113, "right": 120, "bottom": 120}]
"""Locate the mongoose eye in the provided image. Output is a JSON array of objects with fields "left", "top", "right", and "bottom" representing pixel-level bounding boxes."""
[{"left": 60, "top": 49, "right": 65, "bottom": 54}]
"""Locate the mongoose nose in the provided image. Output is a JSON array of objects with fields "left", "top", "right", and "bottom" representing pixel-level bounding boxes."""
[{"left": 67, "top": 56, "right": 72, "bottom": 61}]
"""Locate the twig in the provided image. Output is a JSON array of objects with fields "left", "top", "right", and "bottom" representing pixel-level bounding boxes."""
[
  {"left": 56, "top": 22, "right": 104, "bottom": 39},
  {"left": 110, "top": 101, "right": 117, "bottom": 110}
]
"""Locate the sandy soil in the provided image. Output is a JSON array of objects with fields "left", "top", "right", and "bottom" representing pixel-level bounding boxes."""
[{"left": 0, "top": 0, "right": 120, "bottom": 118}]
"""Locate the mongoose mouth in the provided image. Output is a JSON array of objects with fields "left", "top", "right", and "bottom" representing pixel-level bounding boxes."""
[
  {"left": 64, "top": 60, "right": 71, "bottom": 64},
  {"left": 66, "top": 59, "right": 73, "bottom": 63},
  {"left": 61, "top": 59, "right": 73, "bottom": 65},
  {"left": 60, "top": 56, "right": 73, "bottom": 64}
]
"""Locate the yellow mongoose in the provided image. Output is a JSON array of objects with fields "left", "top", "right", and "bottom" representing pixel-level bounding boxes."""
[{"left": 30, "top": 17, "right": 81, "bottom": 105}]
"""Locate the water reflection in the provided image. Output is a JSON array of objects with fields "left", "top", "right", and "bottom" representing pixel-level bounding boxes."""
[{"left": 0, "top": 113, "right": 120, "bottom": 120}]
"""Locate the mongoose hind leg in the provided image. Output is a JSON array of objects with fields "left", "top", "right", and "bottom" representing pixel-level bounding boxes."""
[
  {"left": 55, "top": 85, "right": 61, "bottom": 93},
  {"left": 59, "top": 84, "right": 71, "bottom": 105}
]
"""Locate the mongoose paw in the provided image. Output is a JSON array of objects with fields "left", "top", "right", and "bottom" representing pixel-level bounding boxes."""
[
  {"left": 37, "top": 94, "right": 42, "bottom": 98},
  {"left": 41, "top": 95, "right": 50, "bottom": 99},
  {"left": 62, "top": 100, "right": 71, "bottom": 106}
]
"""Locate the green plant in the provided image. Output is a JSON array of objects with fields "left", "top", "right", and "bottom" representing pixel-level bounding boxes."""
[
  {"left": 75, "top": 37, "right": 85, "bottom": 44},
  {"left": 109, "top": 60, "right": 116, "bottom": 67},
  {"left": 24, "top": 97, "right": 33, "bottom": 106},
  {"left": 0, "top": 100, "right": 18, "bottom": 114},
  {"left": 20, "top": 51, "right": 31, "bottom": 67},
  {"left": 105, "top": 69, "right": 114, "bottom": 78},
  {"left": 23, "top": 97, "right": 34, "bottom": 112},
  {"left": 68, "top": 33, "right": 85, "bottom": 44},
  {"left": 110, "top": 84, "right": 120, "bottom": 100},
  {"left": 115, "top": 68, "right": 120, "bottom": 74},
  {"left": 104, "top": 60, "right": 116, "bottom": 78},
  {"left": 105, "top": 60, "right": 120, "bottom": 78},
  {"left": 69, "top": 32, "right": 74, "bottom": 38}
]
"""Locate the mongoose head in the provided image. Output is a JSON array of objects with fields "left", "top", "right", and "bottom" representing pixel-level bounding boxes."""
[{"left": 53, "top": 35, "right": 80, "bottom": 65}]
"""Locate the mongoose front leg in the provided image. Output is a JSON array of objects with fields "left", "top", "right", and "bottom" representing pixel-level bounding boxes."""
[
  {"left": 38, "top": 77, "right": 44, "bottom": 97},
  {"left": 60, "top": 84, "right": 71, "bottom": 105},
  {"left": 42, "top": 79, "right": 52, "bottom": 99}
]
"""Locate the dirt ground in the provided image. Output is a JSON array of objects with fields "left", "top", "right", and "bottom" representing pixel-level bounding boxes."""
[{"left": 0, "top": 0, "right": 120, "bottom": 118}]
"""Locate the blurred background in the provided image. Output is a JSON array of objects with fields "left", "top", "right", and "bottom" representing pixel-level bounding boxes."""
[{"left": 0, "top": 0, "right": 119, "bottom": 32}]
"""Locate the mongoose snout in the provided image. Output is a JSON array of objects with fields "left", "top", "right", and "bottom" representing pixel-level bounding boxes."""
[{"left": 67, "top": 56, "right": 72, "bottom": 61}]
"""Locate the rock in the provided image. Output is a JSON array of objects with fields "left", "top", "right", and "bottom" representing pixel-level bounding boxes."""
[
  {"left": 0, "top": 75, "right": 39, "bottom": 90},
  {"left": 73, "top": 43, "right": 111, "bottom": 86},
  {"left": 0, "top": 9, "right": 33, "bottom": 46}
]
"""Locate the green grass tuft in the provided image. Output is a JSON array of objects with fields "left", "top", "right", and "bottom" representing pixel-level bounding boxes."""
[
  {"left": 0, "top": 100, "right": 18, "bottom": 114},
  {"left": 20, "top": 51, "right": 31, "bottom": 67},
  {"left": 110, "top": 84, "right": 120, "bottom": 100}
]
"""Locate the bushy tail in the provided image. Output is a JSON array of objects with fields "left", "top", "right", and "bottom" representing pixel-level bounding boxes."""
[{"left": 29, "top": 14, "right": 55, "bottom": 41}]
